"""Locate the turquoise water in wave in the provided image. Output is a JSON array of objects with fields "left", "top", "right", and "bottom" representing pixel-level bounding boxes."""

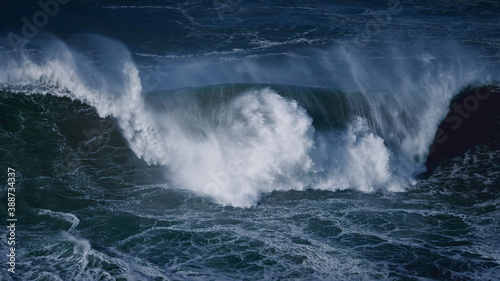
[{"left": 0, "top": 1, "right": 499, "bottom": 280}]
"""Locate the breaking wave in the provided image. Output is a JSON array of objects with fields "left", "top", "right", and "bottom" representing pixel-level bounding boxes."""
[{"left": 0, "top": 34, "right": 496, "bottom": 206}]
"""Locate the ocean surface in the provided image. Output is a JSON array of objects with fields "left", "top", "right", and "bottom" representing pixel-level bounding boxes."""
[{"left": 0, "top": 1, "right": 499, "bottom": 280}]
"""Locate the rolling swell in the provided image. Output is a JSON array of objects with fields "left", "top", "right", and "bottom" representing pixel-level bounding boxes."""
[{"left": 0, "top": 91, "right": 152, "bottom": 179}]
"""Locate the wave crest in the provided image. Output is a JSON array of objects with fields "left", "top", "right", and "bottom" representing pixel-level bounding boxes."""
[{"left": 0, "top": 34, "right": 496, "bottom": 206}]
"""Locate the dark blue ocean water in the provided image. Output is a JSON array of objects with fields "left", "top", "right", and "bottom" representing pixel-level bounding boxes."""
[{"left": 0, "top": 1, "right": 499, "bottom": 280}]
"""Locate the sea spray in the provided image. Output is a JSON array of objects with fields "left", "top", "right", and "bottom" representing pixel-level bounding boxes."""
[{"left": 0, "top": 34, "right": 495, "bottom": 206}]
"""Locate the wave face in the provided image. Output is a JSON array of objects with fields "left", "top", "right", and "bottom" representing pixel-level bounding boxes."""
[{"left": 0, "top": 34, "right": 496, "bottom": 207}]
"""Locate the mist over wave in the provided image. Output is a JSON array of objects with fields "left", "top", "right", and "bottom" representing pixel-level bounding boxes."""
[{"left": 0, "top": 34, "right": 496, "bottom": 207}]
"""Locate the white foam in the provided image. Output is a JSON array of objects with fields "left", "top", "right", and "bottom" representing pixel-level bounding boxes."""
[
  {"left": 0, "top": 34, "right": 495, "bottom": 207},
  {"left": 313, "top": 117, "right": 402, "bottom": 193},
  {"left": 119, "top": 87, "right": 409, "bottom": 207},
  {"left": 169, "top": 89, "right": 315, "bottom": 207},
  {"left": 38, "top": 209, "right": 80, "bottom": 231}
]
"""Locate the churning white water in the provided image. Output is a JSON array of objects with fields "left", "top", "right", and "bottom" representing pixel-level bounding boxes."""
[{"left": 0, "top": 34, "right": 495, "bottom": 206}]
